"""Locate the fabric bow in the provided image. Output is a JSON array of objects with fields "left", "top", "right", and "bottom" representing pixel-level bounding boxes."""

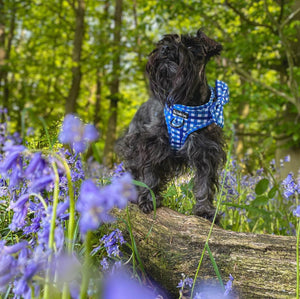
[{"left": 209, "top": 80, "right": 229, "bottom": 128}]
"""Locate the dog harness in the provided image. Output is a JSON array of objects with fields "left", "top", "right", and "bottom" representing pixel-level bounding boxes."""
[{"left": 164, "top": 80, "right": 229, "bottom": 151}]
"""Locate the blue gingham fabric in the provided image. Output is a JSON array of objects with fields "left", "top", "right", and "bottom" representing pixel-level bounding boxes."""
[{"left": 164, "top": 80, "right": 229, "bottom": 151}]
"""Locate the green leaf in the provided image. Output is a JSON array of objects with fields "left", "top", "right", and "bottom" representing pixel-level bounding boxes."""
[
  {"left": 251, "top": 195, "right": 269, "bottom": 207},
  {"left": 255, "top": 178, "right": 269, "bottom": 195},
  {"left": 205, "top": 243, "right": 224, "bottom": 290},
  {"left": 268, "top": 186, "right": 277, "bottom": 199}
]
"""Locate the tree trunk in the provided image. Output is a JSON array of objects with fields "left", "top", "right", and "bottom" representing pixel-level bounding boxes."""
[
  {"left": 103, "top": 0, "right": 123, "bottom": 167},
  {"left": 112, "top": 204, "right": 298, "bottom": 298},
  {"left": 93, "top": 69, "right": 102, "bottom": 128},
  {"left": 65, "top": 0, "right": 85, "bottom": 115},
  {"left": 0, "top": 0, "right": 15, "bottom": 113},
  {"left": 0, "top": 0, "right": 5, "bottom": 83}
]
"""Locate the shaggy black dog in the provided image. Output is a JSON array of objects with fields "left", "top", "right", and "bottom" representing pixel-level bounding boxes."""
[{"left": 116, "top": 29, "right": 229, "bottom": 221}]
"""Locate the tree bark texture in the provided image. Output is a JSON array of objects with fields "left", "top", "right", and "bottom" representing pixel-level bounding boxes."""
[
  {"left": 103, "top": 0, "right": 123, "bottom": 167},
  {"left": 112, "top": 204, "right": 298, "bottom": 298},
  {"left": 65, "top": 0, "right": 85, "bottom": 115},
  {"left": 0, "top": 0, "right": 15, "bottom": 112}
]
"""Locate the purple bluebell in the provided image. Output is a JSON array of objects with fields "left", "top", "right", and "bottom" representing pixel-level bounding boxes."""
[
  {"left": 293, "top": 205, "right": 300, "bottom": 218},
  {"left": 26, "top": 127, "right": 34, "bottom": 136},
  {"left": 100, "top": 257, "right": 110, "bottom": 271},
  {"left": 101, "top": 229, "right": 125, "bottom": 257},
  {"left": 50, "top": 253, "right": 81, "bottom": 286},
  {"left": 30, "top": 174, "right": 54, "bottom": 192},
  {"left": 56, "top": 199, "right": 70, "bottom": 220},
  {"left": 25, "top": 152, "right": 43, "bottom": 176},
  {"left": 9, "top": 194, "right": 30, "bottom": 231},
  {"left": 3, "top": 241, "right": 28, "bottom": 254},
  {"left": 0, "top": 151, "right": 22, "bottom": 174},
  {"left": 77, "top": 179, "right": 114, "bottom": 235},
  {"left": 83, "top": 124, "right": 99, "bottom": 141},
  {"left": 113, "top": 162, "right": 125, "bottom": 177},
  {"left": 103, "top": 272, "right": 156, "bottom": 299},
  {"left": 282, "top": 173, "right": 296, "bottom": 199},
  {"left": 58, "top": 114, "right": 99, "bottom": 153},
  {"left": 177, "top": 276, "right": 194, "bottom": 288},
  {"left": 77, "top": 174, "right": 137, "bottom": 235},
  {"left": 224, "top": 274, "right": 234, "bottom": 296},
  {"left": 108, "top": 173, "right": 138, "bottom": 208},
  {"left": 0, "top": 246, "right": 18, "bottom": 292}
]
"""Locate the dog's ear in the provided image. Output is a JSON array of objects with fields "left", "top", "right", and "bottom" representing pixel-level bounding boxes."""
[{"left": 197, "top": 29, "right": 223, "bottom": 58}]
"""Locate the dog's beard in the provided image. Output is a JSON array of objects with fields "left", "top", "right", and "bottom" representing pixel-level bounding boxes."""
[{"left": 154, "top": 60, "right": 178, "bottom": 95}]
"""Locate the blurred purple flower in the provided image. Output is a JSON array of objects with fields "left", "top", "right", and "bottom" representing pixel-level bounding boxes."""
[
  {"left": 9, "top": 194, "right": 30, "bottom": 231},
  {"left": 30, "top": 174, "right": 54, "bottom": 192},
  {"left": 77, "top": 175, "right": 136, "bottom": 235},
  {"left": 100, "top": 257, "right": 110, "bottom": 271},
  {"left": 103, "top": 272, "right": 156, "bottom": 299},
  {"left": 293, "top": 205, "right": 300, "bottom": 218},
  {"left": 50, "top": 253, "right": 81, "bottom": 284},
  {"left": 0, "top": 242, "right": 19, "bottom": 292},
  {"left": 26, "top": 127, "right": 34, "bottom": 136},
  {"left": 108, "top": 173, "right": 138, "bottom": 208},
  {"left": 59, "top": 114, "right": 99, "bottom": 153},
  {"left": 25, "top": 152, "right": 43, "bottom": 176},
  {"left": 77, "top": 179, "right": 115, "bottom": 235},
  {"left": 3, "top": 241, "right": 28, "bottom": 254}
]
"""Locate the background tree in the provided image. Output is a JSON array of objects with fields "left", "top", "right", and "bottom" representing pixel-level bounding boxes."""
[
  {"left": 0, "top": 0, "right": 299, "bottom": 174},
  {"left": 65, "top": 0, "right": 85, "bottom": 115},
  {"left": 103, "top": 0, "right": 123, "bottom": 167}
]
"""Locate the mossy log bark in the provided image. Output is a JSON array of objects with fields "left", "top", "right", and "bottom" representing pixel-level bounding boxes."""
[{"left": 112, "top": 204, "right": 298, "bottom": 299}]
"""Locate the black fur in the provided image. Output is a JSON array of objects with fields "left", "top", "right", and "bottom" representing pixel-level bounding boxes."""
[{"left": 115, "top": 29, "right": 226, "bottom": 221}]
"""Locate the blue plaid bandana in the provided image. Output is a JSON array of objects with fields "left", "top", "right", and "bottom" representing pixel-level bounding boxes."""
[{"left": 164, "top": 80, "right": 229, "bottom": 151}]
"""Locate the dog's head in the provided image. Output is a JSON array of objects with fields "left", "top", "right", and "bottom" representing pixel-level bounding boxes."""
[{"left": 146, "top": 29, "right": 222, "bottom": 105}]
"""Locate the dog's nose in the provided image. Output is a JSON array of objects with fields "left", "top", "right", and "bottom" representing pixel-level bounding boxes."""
[{"left": 161, "top": 45, "right": 169, "bottom": 55}]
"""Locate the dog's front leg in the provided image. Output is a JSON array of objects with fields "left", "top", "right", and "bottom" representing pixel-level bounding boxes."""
[
  {"left": 192, "top": 172, "right": 218, "bottom": 222},
  {"left": 137, "top": 165, "right": 163, "bottom": 213}
]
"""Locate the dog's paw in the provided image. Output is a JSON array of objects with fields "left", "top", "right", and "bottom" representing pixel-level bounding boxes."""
[
  {"left": 193, "top": 206, "right": 220, "bottom": 224},
  {"left": 138, "top": 200, "right": 154, "bottom": 214}
]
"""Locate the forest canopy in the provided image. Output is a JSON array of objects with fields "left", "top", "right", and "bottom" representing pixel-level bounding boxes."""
[{"left": 0, "top": 0, "right": 300, "bottom": 173}]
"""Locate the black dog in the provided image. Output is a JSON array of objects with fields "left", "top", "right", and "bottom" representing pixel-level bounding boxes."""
[{"left": 116, "top": 29, "right": 229, "bottom": 221}]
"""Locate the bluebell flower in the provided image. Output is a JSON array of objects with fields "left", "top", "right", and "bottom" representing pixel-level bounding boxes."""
[
  {"left": 77, "top": 175, "right": 136, "bottom": 235},
  {"left": 0, "top": 150, "right": 22, "bottom": 174},
  {"left": 77, "top": 179, "right": 115, "bottom": 235},
  {"left": 103, "top": 271, "right": 157, "bottom": 299},
  {"left": 282, "top": 173, "right": 296, "bottom": 199},
  {"left": 50, "top": 253, "right": 81, "bottom": 286},
  {"left": 177, "top": 276, "right": 194, "bottom": 288},
  {"left": 30, "top": 174, "right": 54, "bottom": 192},
  {"left": 224, "top": 274, "right": 234, "bottom": 296},
  {"left": 113, "top": 162, "right": 125, "bottom": 177},
  {"left": 9, "top": 194, "right": 30, "bottom": 231},
  {"left": 101, "top": 229, "right": 126, "bottom": 257},
  {"left": 101, "top": 257, "right": 110, "bottom": 271},
  {"left": 108, "top": 173, "right": 138, "bottom": 208},
  {"left": 0, "top": 243, "right": 19, "bottom": 292},
  {"left": 293, "top": 205, "right": 300, "bottom": 218},
  {"left": 59, "top": 114, "right": 99, "bottom": 153},
  {"left": 25, "top": 152, "right": 43, "bottom": 176},
  {"left": 3, "top": 241, "right": 28, "bottom": 254},
  {"left": 26, "top": 127, "right": 34, "bottom": 136}
]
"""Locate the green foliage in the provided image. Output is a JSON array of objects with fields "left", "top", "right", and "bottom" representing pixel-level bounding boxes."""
[
  {"left": 1, "top": 0, "right": 300, "bottom": 166},
  {"left": 161, "top": 156, "right": 299, "bottom": 236}
]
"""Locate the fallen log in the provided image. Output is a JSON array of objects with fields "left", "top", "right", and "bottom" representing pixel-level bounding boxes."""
[{"left": 112, "top": 204, "right": 298, "bottom": 299}]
